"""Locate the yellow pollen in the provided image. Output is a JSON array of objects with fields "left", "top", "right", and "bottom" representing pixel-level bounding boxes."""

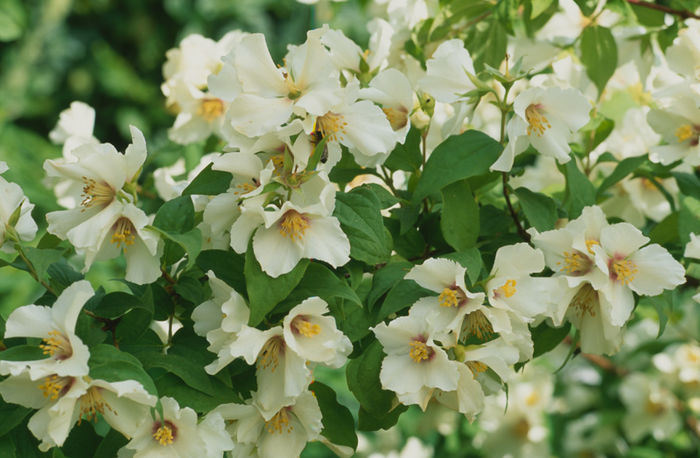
[
  {"left": 438, "top": 288, "right": 459, "bottom": 308},
  {"left": 111, "top": 217, "right": 136, "bottom": 250},
  {"left": 525, "top": 104, "right": 551, "bottom": 137},
  {"left": 612, "top": 258, "right": 637, "bottom": 285},
  {"left": 153, "top": 424, "right": 174, "bottom": 446},
  {"left": 499, "top": 279, "right": 517, "bottom": 298},
  {"left": 466, "top": 361, "right": 488, "bottom": 374},
  {"left": 463, "top": 310, "right": 494, "bottom": 341},
  {"left": 197, "top": 98, "right": 225, "bottom": 121},
  {"left": 258, "top": 337, "right": 284, "bottom": 372},
  {"left": 585, "top": 239, "right": 600, "bottom": 255},
  {"left": 525, "top": 392, "right": 540, "bottom": 406},
  {"left": 39, "top": 330, "right": 72, "bottom": 359},
  {"left": 39, "top": 375, "right": 73, "bottom": 400},
  {"left": 316, "top": 112, "right": 348, "bottom": 143},
  {"left": 292, "top": 317, "right": 321, "bottom": 337},
  {"left": 78, "top": 386, "right": 114, "bottom": 424},
  {"left": 644, "top": 399, "right": 666, "bottom": 416},
  {"left": 80, "top": 176, "right": 114, "bottom": 209},
  {"left": 676, "top": 124, "right": 694, "bottom": 143},
  {"left": 513, "top": 417, "right": 530, "bottom": 439},
  {"left": 558, "top": 250, "right": 591, "bottom": 276},
  {"left": 409, "top": 340, "right": 432, "bottom": 363},
  {"left": 278, "top": 210, "right": 310, "bottom": 241},
  {"left": 235, "top": 180, "right": 258, "bottom": 196},
  {"left": 382, "top": 107, "right": 409, "bottom": 131},
  {"left": 265, "top": 408, "right": 293, "bottom": 434},
  {"left": 570, "top": 283, "right": 598, "bottom": 318}
]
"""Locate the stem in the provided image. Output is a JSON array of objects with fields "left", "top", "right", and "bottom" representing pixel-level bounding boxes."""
[
  {"left": 379, "top": 166, "right": 398, "bottom": 195},
  {"left": 15, "top": 245, "right": 56, "bottom": 296},
  {"left": 502, "top": 172, "right": 531, "bottom": 243},
  {"left": 625, "top": 0, "right": 700, "bottom": 19}
]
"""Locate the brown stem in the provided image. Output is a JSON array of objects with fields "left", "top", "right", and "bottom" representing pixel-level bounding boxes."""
[
  {"left": 625, "top": 0, "right": 700, "bottom": 20},
  {"left": 502, "top": 172, "right": 531, "bottom": 243}
]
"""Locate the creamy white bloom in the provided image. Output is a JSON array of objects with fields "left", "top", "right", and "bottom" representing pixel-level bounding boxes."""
[
  {"left": 359, "top": 68, "right": 414, "bottom": 145},
  {"left": 418, "top": 39, "right": 476, "bottom": 104},
  {"left": 0, "top": 163, "right": 37, "bottom": 252},
  {"left": 620, "top": 373, "right": 682, "bottom": 443},
  {"left": 49, "top": 101, "right": 99, "bottom": 158},
  {"left": 0, "top": 373, "right": 156, "bottom": 452},
  {"left": 122, "top": 396, "right": 232, "bottom": 458},
  {"left": 491, "top": 86, "right": 590, "bottom": 172},
  {"left": 647, "top": 83, "right": 700, "bottom": 166},
  {"left": 0, "top": 280, "right": 93, "bottom": 380},
  {"left": 666, "top": 19, "right": 700, "bottom": 82}
]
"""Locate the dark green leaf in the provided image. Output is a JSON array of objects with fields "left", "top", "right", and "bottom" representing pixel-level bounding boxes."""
[
  {"left": 182, "top": 163, "right": 232, "bottom": 196},
  {"left": 196, "top": 249, "right": 247, "bottom": 297},
  {"left": 335, "top": 187, "right": 392, "bottom": 265},
  {"left": 93, "top": 429, "right": 129, "bottom": 458},
  {"left": 413, "top": 130, "right": 503, "bottom": 202},
  {"left": 149, "top": 227, "right": 201, "bottom": 269},
  {"left": 152, "top": 195, "right": 194, "bottom": 234},
  {"left": 650, "top": 212, "right": 679, "bottom": 245},
  {"left": 673, "top": 171, "right": 700, "bottom": 200},
  {"left": 0, "top": 403, "right": 31, "bottom": 436},
  {"left": 531, "top": 322, "right": 571, "bottom": 358},
  {"left": 311, "top": 381, "right": 358, "bottom": 449},
  {"left": 87, "top": 291, "right": 151, "bottom": 319},
  {"left": 366, "top": 260, "right": 412, "bottom": 310},
  {"left": 346, "top": 340, "right": 395, "bottom": 415},
  {"left": 384, "top": 127, "right": 423, "bottom": 172},
  {"left": 88, "top": 344, "right": 157, "bottom": 395},
  {"left": 562, "top": 160, "right": 596, "bottom": 218},
  {"left": 597, "top": 155, "right": 647, "bottom": 197},
  {"left": 580, "top": 26, "right": 618, "bottom": 95},
  {"left": 0, "top": 345, "right": 46, "bottom": 361},
  {"left": 679, "top": 196, "right": 700, "bottom": 244},
  {"left": 47, "top": 259, "right": 83, "bottom": 294},
  {"left": 374, "top": 280, "right": 433, "bottom": 324},
  {"left": 442, "top": 248, "right": 483, "bottom": 284},
  {"left": 514, "top": 187, "right": 557, "bottom": 231},
  {"left": 276, "top": 263, "right": 361, "bottom": 315},
  {"left": 358, "top": 404, "right": 407, "bottom": 431},
  {"left": 440, "top": 179, "right": 480, "bottom": 250}
]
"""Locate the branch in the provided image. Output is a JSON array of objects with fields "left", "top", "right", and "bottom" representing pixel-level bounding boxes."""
[
  {"left": 625, "top": 0, "right": 700, "bottom": 20},
  {"left": 501, "top": 172, "right": 531, "bottom": 243}
]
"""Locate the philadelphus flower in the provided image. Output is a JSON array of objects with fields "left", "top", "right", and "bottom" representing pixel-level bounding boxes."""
[
  {"left": 665, "top": 19, "right": 700, "bottom": 82},
  {"left": 48, "top": 101, "right": 99, "bottom": 158},
  {"left": 647, "top": 83, "right": 700, "bottom": 166},
  {"left": 372, "top": 306, "right": 460, "bottom": 410},
  {"left": 0, "top": 374, "right": 156, "bottom": 451},
  {"left": 0, "top": 162, "right": 37, "bottom": 252},
  {"left": 619, "top": 373, "right": 682, "bottom": 443},
  {"left": 213, "top": 390, "right": 323, "bottom": 458},
  {"left": 0, "top": 280, "right": 93, "bottom": 380},
  {"left": 491, "top": 86, "right": 590, "bottom": 172},
  {"left": 121, "top": 396, "right": 233, "bottom": 457},
  {"left": 418, "top": 39, "right": 477, "bottom": 104}
]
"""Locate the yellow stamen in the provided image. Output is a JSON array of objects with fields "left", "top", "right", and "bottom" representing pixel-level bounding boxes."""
[
  {"left": 645, "top": 399, "right": 666, "bottom": 416},
  {"left": 612, "top": 258, "right": 637, "bottom": 285},
  {"left": 39, "top": 330, "right": 72, "bottom": 359},
  {"left": 316, "top": 112, "right": 348, "bottom": 143},
  {"left": 265, "top": 408, "right": 293, "bottom": 434},
  {"left": 111, "top": 217, "right": 136, "bottom": 250},
  {"left": 291, "top": 316, "right": 321, "bottom": 337},
  {"left": 258, "top": 336, "right": 284, "bottom": 372},
  {"left": 585, "top": 239, "right": 600, "bottom": 255},
  {"left": 569, "top": 283, "right": 598, "bottom": 318},
  {"left": 197, "top": 98, "right": 225, "bottom": 121},
  {"left": 513, "top": 417, "right": 530, "bottom": 439},
  {"left": 557, "top": 250, "right": 592, "bottom": 276},
  {"left": 525, "top": 104, "right": 551, "bottom": 137},
  {"left": 466, "top": 361, "right": 488, "bottom": 374},
  {"left": 80, "top": 176, "right": 114, "bottom": 209},
  {"left": 676, "top": 124, "right": 694, "bottom": 143},
  {"left": 525, "top": 392, "right": 540, "bottom": 406},
  {"left": 382, "top": 107, "right": 408, "bottom": 131},
  {"left": 278, "top": 210, "right": 310, "bottom": 241},
  {"left": 78, "top": 386, "right": 114, "bottom": 424},
  {"left": 409, "top": 339, "right": 433, "bottom": 363},
  {"left": 152, "top": 422, "right": 175, "bottom": 446},
  {"left": 498, "top": 279, "right": 517, "bottom": 298},
  {"left": 39, "top": 375, "right": 73, "bottom": 400},
  {"left": 438, "top": 287, "right": 459, "bottom": 308},
  {"left": 463, "top": 310, "right": 494, "bottom": 341}
]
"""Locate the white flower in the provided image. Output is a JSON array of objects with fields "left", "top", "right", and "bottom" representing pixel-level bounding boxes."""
[
  {"left": 647, "top": 83, "right": 700, "bottom": 166},
  {"left": 418, "top": 39, "right": 476, "bottom": 104},
  {"left": 491, "top": 86, "right": 590, "bottom": 172},
  {"left": 0, "top": 373, "right": 156, "bottom": 451},
  {"left": 0, "top": 280, "right": 93, "bottom": 380},
  {"left": 359, "top": 68, "right": 414, "bottom": 145},
  {"left": 372, "top": 306, "right": 460, "bottom": 410},
  {"left": 49, "top": 101, "right": 99, "bottom": 158},
  {"left": 122, "top": 396, "right": 232, "bottom": 458},
  {"left": 0, "top": 164, "right": 37, "bottom": 252},
  {"left": 213, "top": 390, "right": 323, "bottom": 457},
  {"left": 685, "top": 233, "right": 700, "bottom": 259},
  {"left": 665, "top": 19, "right": 700, "bottom": 82},
  {"left": 620, "top": 373, "right": 682, "bottom": 443},
  {"left": 282, "top": 297, "right": 352, "bottom": 367}
]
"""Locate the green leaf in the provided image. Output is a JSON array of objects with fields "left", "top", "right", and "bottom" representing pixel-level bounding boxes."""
[
  {"left": 346, "top": 340, "right": 395, "bottom": 415},
  {"left": 93, "top": 429, "right": 129, "bottom": 458},
  {"left": 149, "top": 227, "right": 202, "bottom": 269},
  {"left": 413, "top": 130, "right": 503, "bottom": 202},
  {"left": 442, "top": 248, "right": 483, "bottom": 284},
  {"left": 358, "top": 404, "right": 407, "bottom": 431},
  {"left": 679, "top": 196, "right": 700, "bottom": 244},
  {"left": 672, "top": 171, "right": 700, "bottom": 200},
  {"left": 154, "top": 372, "right": 239, "bottom": 413},
  {"left": 13, "top": 247, "right": 65, "bottom": 282},
  {"left": 153, "top": 195, "right": 194, "bottom": 234},
  {"left": 311, "top": 381, "right": 358, "bottom": 449},
  {"left": 514, "top": 187, "right": 557, "bottom": 231},
  {"left": 182, "top": 163, "right": 232, "bottom": 196},
  {"left": 306, "top": 135, "right": 329, "bottom": 171},
  {"left": 196, "top": 250, "right": 247, "bottom": 297},
  {"left": 87, "top": 291, "right": 151, "bottom": 319},
  {"left": 531, "top": 322, "right": 571, "bottom": 358},
  {"left": 650, "top": 212, "right": 679, "bottom": 245},
  {"left": 366, "top": 260, "right": 412, "bottom": 310},
  {"left": 384, "top": 127, "right": 423, "bottom": 172},
  {"left": 530, "top": 0, "right": 554, "bottom": 18},
  {"left": 132, "top": 349, "right": 214, "bottom": 395},
  {"left": 245, "top": 249, "right": 309, "bottom": 326},
  {"left": 88, "top": 344, "right": 157, "bottom": 395},
  {"left": 276, "top": 263, "right": 361, "bottom": 315},
  {"left": 580, "top": 26, "right": 618, "bottom": 95},
  {"left": 0, "top": 345, "right": 46, "bottom": 361},
  {"left": 597, "top": 155, "right": 647, "bottom": 197},
  {"left": 0, "top": 403, "right": 31, "bottom": 436},
  {"left": 374, "top": 280, "right": 433, "bottom": 324},
  {"left": 363, "top": 183, "right": 400, "bottom": 209},
  {"left": 335, "top": 187, "right": 393, "bottom": 265},
  {"left": 562, "top": 160, "right": 596, "bottom": 218},
  {"left": 440, "top": 179, "right": 480, "bottom": 250},
  {"left": 46, "top": 260, "right": 84, "bottom": 294},
  {"left": 0, "top": 0, "right": 25, "bottom": 42}
]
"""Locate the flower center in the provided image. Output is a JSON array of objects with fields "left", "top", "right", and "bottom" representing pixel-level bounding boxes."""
[
  {"left": 111, "top": 217, "right": 136, "bottom": 249},
  {"left": 438, "top": 287, "right": 459, "bottom": 307},
  {"left": 291, "top": 316, "right": 320, "bottom": 337},
  {"left": 569, "top": 283, "right": 598, "bottom": 318},
  {"left": 197, "top": 98, "right": 225, "bottom": 121},
  {"left": 39, "top": 375, "right": 74, "bottom": 400},
  {"left": 676, "top": 124, "right": 694, "bottom": 143},
  {"left": 382, "top": 107, "right": 409, "bottom": 131},
  {"left": 558, "top": 250, "right": 592, "bottom": 276},
  {"left": 466, "top": 360, "right": 488, "bottom": 374},
  {"left": 585, "top": 239, "right": 600, "bottom": 255},
  {"left": 463, "top": 310, "right": 494, "bottom": 341},
  {"left": 78, "top": 386, "right": 114, "bottom": 424},
  {"left": 278, "top": 210, "right": 310, "bottom": 241},
  {"left": 525, "top": 104, "right": 551, "bottom": 137},
  {"left": 513, "top": 417, "right": 530, "bottom": 439},
  {"left": 81, "top": 176, "right": 114, "bottom": 209},
  {"left": 409, "top": 337, "right": 434, "bottom": 363},
  {"left": 316, "top": 112, "right": 348, "bottom": 143},
  {"left": 644, "top": 399, "right": 666, "bottom": 416},
  {"left": 258, "top": 336, "right": 285, "bottom": 372},
  {"left": 39, "top": 330, "right": 72, "bottom": 360},
  {"left": 497, "top": 279, "right": 517, "bottom": 298},
  {"left": 610, "top": 258, "right": 637, "bottom": 285},
  {"left": 265, "top": 408, "right": 294, "bottom": 434},
  {"left": 152, "top": 420, "right": 177, "bottom": 446}
]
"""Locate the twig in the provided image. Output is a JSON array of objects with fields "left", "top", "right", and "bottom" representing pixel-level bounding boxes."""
[
  {"left": 14, "top": 245, "right": 57, "bottom": 296},
  {"left": 502, "top": 172, "right": 531, "bottom": 243},
  {"left": 625, "top": 0, "right": 700, "bottom": 20}
]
